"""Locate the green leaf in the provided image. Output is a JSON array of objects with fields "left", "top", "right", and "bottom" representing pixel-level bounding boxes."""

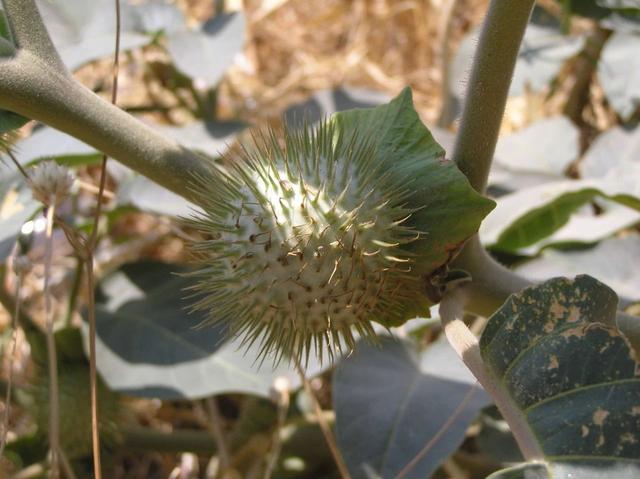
[
  {"left": 334, "top": 88, "right": 495, "bottom": 279},
  {"left": 88, "top": 261, "right": 327, "bottom": 399},
  {"left": 165, "top": 12, "right": 245, "bottom": 88},
  {"left": 482, "top": 276, "right": 640, "bottom": 478},
  {"left": 481, "top": 163, "right": 640, "bottom": 253},
  {"left": 0, "top": 110, "right": 29, "bottom": 136},
  {"left": 333, "top": 338, "right": 489, "bottom": 479}
]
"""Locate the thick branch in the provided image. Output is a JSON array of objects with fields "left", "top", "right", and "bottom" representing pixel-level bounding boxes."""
[
  {"left": 1, "top": 0, "right": 65, "bottom": 69},
  {"left": 451, "top": 0, "right": 536, "bottom": 194},
  {"left": 0, "top": 0, "right": 212, "bottom": 203},
  {"left": 451, "top": 236, "right": 531, "bottom": 318}
]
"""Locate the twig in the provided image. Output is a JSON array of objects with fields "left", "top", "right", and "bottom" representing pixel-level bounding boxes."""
[
  {"left": 43, "top": 204, "right": 60, "bottom": 479},
  {"left": 393, "top": 383, "right": 479, "bottom": 479},
  {"left": 74, "top": 180, "right": 115, "bottom": 200},
  {"left": 263, "top": 378, "right": 290, "bottom": 479},
  {"left": 294, "top": 359, "right": 351, "bottom": 479},
  {"left": 0, "top": 265, "right": 23, "bottom": 459},
  {"left": 59, "top": 447, "right": 78, "bottom": 479},
  {"left": 84, "top": 2, "right": 123, "bottom": 476},
  {"left": 5, "top": 148, "right": 30, "bottom": 181},
  {"left": 203, "top": 397, "right": 231, "bottom": 474},
  {"left": 438, "top": 289, "right": 542, "bottom": 460}
]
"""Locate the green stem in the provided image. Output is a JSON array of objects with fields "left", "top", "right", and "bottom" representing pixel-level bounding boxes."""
[
  {"left": 451, "top": 237, "right": 531, "bottom": 318},
  {"left": 448, "top": 0, "right": 537, "bottom": 317},
  {"left": 0, "top": 0, "right": 212, "bottom": 203},
  {"left": 122, "top": 427, "right": 218, "bottom": 453},
  {"left": 439, "top": 290, "right": 543, "bottom": 460},
  {"left": 451, "top": 0, "right": 535, "bottom": 194}
]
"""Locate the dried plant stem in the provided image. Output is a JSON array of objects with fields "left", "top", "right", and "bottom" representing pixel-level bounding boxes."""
[
  {"left": 84, "top": 257, "right": 102, "bottom": 479},
  {"left": 0, "top": 268, "right": 23, "bottom": 459},
  {"left": 294, "top": 360, "right": 351, "bottom": 479},
  {"left": 203, "top": 397, "right": 231, "bottom": 474},
  {"left": 263, "top": 385, "right": 290, "bottom": 479},
  {"left": 439, "top": 290, "right": 542, "bottom": 460},
  {"left": 59, "top": 447, "right": 78, "bottom": 479},
  {"left": 6, "top": 149, "right": 29, "bottom": 180},
  {"left": 393, "top": 383, "right": 479, "bottom": 479},
  {"left": 44, "top": 204, "right": 60, "bottom": 479},
  {"left": 83, "top": 2, "right": 122, "bottom": 477}
]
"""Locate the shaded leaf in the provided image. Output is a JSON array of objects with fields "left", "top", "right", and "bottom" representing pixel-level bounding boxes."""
[
  {"left": 166, "top": 12, "right": 245, "bottom": 88},
  {"left": 333, "top": 338, "right": 489, "bottom": 479},
  {"left": 87, "top": 261, "right": 326, "bottom": 399},
  {"left": 284, "top": 87, "right": 392, "bottom": 126},
  {"left": 516, "top": 235, "right": 640, "bottom": 305},
  {"left": 480, "top": 163, "right": 640, "bottom": 253},
  {"left": 451, "top": 23, "right": 583, "bottom": 100},
  {"left": 0, "top": 186, "right": 39, "bottom": 261},
  {"left": 489, "top": 117, "right": 579, "bottom": 190},
  {"left": 581, "top": 124, "right": 640, "bottom": 179},
  {"left": 37, "top": 0, "right": 153, "bottom": 70},
  {"left": 482, "top": 276, "right": 640, "bottom": 478},
  {"left": 598, "top": 32, "right": 640, "bottom": 120},
  {"left": 6, "top": 127, "right": 98, "bottom": 166}
]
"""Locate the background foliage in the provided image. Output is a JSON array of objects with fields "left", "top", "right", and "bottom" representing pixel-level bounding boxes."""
[{"left": 0, "top": 0, "right": 640, "bottom": 478}]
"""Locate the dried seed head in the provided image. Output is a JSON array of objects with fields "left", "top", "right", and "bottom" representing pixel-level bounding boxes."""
[
  {"left": 187, "top": 120, "right": 428, "bottom": 364},
  {"left": 28, "top": 161, "right": 74, "bottom": 207}
]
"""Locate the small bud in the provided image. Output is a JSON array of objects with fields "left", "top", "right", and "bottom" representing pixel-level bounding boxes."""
[{"left": 28, "top": 161, "right": 74, "bottom": 207}]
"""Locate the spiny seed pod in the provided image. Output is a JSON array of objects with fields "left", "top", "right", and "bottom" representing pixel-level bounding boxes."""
[
  {"left": 28, "top": 161, "right": 74, "bottom": 207},
  {"left": 187, "top": 120, "right": 429, "bottom": 364}
]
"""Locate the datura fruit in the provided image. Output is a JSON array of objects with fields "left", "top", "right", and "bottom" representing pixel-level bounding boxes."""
[{"left": 186, "top": 88, "right": 495, "bottom": 364}]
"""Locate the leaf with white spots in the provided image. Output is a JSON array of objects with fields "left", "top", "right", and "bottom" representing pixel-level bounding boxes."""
[{"left": 483, "top": 276, "right": 640, "bottom": 478}]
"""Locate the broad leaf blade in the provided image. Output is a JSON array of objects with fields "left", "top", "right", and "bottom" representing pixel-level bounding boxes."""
[
  {"left": 598, "top": 32, "right": 640, "bottom": 120},
  {"left": 88, "top": 261, "right": 326, "bottom": 399},
  {"left": 482, "top": 276, "right": 640, "bottom": 478},
  {"left": 333, "top": 338, "right": 489, "bottom": 479},
  {"left": 334, "top": 88, "right": 495, "bottom": 279},
  {"left": 481, "top": 163, "right": 640, "bottom": 253},
  {"left": 166, "top": 12, "right": 245, "bottom": 88}
]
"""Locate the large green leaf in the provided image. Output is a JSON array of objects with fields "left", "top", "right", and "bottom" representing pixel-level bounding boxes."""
[
  {"left": 88, "top": 261, "right": 326, "bottom": 399},
  {"left": 481, "top": 163, "right": 640, "bottom": 253},
  {"left": 334, "top": 88, "right": 495, "bottom": 278},
  {"left": 482, "top": 276, "right": 640, "bottom": 478},
  {"left": 333, "top": 338, "right": 489, "bottom": 479}
]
